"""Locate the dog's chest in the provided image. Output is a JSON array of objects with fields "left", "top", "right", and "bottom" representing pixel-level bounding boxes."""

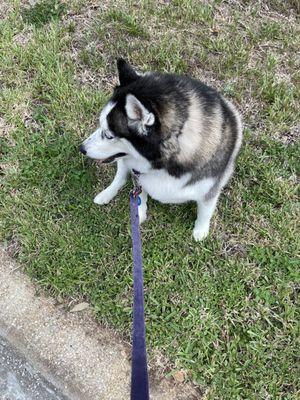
[{"left": 138, "top": 170, "right": 210, "bottom": 203}]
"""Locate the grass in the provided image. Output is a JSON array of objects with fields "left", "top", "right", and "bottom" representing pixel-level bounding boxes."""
[
  {"left": 21, "top": 0, "right": 66, "bottom": 27},
  {"left": 1, "top": 0, "right": 299, "bottom": 398}
]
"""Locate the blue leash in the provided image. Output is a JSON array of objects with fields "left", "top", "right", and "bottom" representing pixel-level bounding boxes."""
[{"left": 129, "top": 174, "right": 150, "bottom": 400}]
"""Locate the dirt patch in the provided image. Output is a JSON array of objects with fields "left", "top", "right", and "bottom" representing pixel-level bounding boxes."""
[
  {"left": 13, "top": 28, "right": 34, "bottom": 46},
  {"left": 0, "top": 117, "right": 14, "bottom": 141},
  {"left": 275, "top": 123, "right": 300, "bottom": 145},
  {"left": 0, "top": 1, "right": 13, "bottom": 19}
]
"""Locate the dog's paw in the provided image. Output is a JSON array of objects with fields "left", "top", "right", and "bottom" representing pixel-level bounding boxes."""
[
  {"left": 193, "top": 225, "right": 209, "bottom": 241},
  {"left": 138, "top": 210, "right": 147, "bottom": 224},
  {"left": 94, "top": 189, "right": 116, "bottom": 205}
]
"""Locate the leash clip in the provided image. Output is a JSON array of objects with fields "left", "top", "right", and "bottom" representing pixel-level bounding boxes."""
[{"left": 131, "top": 169, "right": 142, "bottom": 198}]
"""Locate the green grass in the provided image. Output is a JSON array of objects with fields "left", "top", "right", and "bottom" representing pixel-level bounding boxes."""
[
  {"left": 21, "top": 0, "right": 66, "bottom": 27},
  {"left": 1, "top": 1, "right": 299, "bottom": 398}
]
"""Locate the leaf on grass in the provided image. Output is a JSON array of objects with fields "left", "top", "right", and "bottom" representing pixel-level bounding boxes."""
[
  {"left": 173, "top": 370, "right": 185, "bottom": 383},
  {"left": 70, "top": 302, "right": 90, "bottom": 312}
]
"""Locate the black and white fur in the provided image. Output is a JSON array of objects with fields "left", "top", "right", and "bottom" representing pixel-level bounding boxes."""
[{"left": 80, "top": 59, "right": 242, "bottom": 241}]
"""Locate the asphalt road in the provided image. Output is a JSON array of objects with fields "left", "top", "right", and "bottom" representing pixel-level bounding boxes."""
[{"left": 0, "top": 335, "right": 68, "bottom": 400}]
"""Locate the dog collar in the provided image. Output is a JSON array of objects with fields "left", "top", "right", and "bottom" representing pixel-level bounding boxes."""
[{"left": 132, "top": 169, "right": 141, "bottom": 176}]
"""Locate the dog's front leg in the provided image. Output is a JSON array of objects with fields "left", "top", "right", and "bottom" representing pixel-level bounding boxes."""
[
  {"left": 138, "top": 189, "right": 148, "bottom": 224},
  {"left": 94, "top": 159, "right": 129, "bottom": 204},
  {"left": 193, "top": 195, "right": 219, "bottom": 241}
]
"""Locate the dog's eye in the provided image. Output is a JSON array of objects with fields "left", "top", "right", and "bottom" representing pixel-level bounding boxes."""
[{"left": 104, "top": 131, "right": 114, "bottom": 140}]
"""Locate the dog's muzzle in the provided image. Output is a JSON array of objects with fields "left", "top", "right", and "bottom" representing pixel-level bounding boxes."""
[{"left": 79, "top": 144, "right": 126, "bottom": 164}]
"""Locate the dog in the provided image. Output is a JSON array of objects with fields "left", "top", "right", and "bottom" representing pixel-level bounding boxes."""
[{"left": 80, "top": 59, "right": 242, "bottom": 241}]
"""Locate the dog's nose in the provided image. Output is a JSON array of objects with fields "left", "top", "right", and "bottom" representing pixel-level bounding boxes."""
[{"left": 79, "top": 144, "right": 87, "bottom": 155}]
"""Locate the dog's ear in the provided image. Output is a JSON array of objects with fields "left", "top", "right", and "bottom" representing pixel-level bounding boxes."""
[
  {"left": 125, "top": 94, "right": 155, "bottom": 127},
  {"left": 117, "top": 59, "right": 139, "bottom": 87}
]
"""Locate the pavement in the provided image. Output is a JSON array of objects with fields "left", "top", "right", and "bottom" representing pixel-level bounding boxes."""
[
  {"left": 0, "top": 335, "right": 68, "bottom": 400},
  {"left": 0, "top": 246, "right": 199, "bottom": 400}
]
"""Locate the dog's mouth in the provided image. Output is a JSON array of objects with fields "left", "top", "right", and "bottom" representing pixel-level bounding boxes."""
[{"left": 96, "top": 152, "right": 127, "bottom": 164}]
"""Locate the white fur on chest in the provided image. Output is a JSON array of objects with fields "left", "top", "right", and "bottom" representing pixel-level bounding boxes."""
[
  {"left": 139, "top": 169, "right": 215, "bottom": 204},
  {"left": 123, "top": 156, "right": 216, "bottom": 204}
]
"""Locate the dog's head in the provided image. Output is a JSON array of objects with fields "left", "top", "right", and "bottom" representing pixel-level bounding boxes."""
[{"left": 80, "top": 59, "right": 161, "bottom": 164}]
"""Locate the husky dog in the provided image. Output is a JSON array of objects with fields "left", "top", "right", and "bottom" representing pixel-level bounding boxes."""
[{"left": 80, "top": 59, "right": 242, "bottom": 241}]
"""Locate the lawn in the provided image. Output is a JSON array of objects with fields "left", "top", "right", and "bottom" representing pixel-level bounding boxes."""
[{"left": 0, "top": 0, "right": 299, "bottom": 398}]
